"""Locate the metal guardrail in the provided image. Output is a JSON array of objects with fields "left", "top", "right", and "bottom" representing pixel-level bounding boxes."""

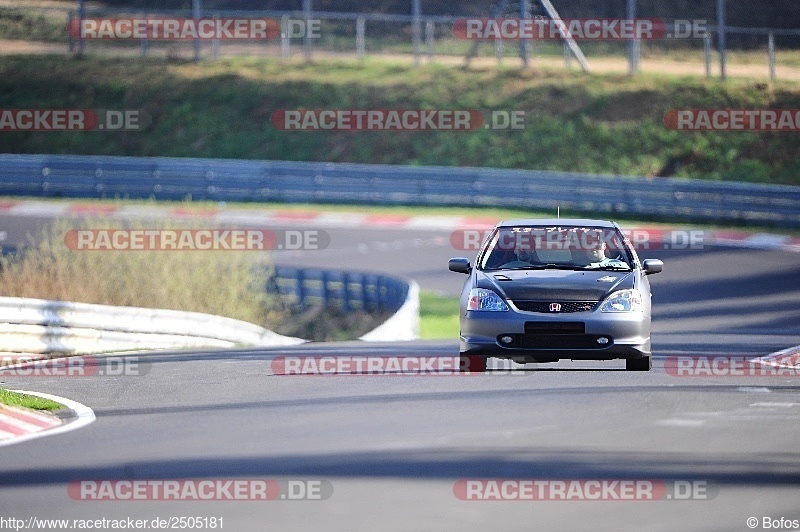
[
  {"left": 0, "top": 296, "right": 305, "bottom": 356},
  {"left": 269, "top": 266, "right": 410, "bottom": 314},
  {"left": 268, "top": 266, "right": 420, "bottom": 341},
  {"left": 0, "top": 154, "right": 798, "bottom": 227}
]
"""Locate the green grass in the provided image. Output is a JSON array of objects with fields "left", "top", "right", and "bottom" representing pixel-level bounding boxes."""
[
  {"left": 0, "top": 389, "right": 64, "bottom": 411},
  {"left": 0, "top": 6, "right": 69, "bottom": 43},
  {"left": 0, "top": 55, "right": 799, "bottom": 186},
  {"left": 419, "top": 290, "right": 459, "bottom": 339}
]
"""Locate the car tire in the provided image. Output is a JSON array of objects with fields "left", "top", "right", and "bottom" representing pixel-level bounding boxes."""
[
  {"left": 626, "top": 356, "right": 651, "bottom": 371},
  {"left": 459, "top": 354, "right": 487, "bottom": 373}
]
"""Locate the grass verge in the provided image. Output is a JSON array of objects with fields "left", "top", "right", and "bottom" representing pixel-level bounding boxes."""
[
  {"left": 0, "top": 389, "right": 64, "bottom": 411},
  {"left": 419, "top": 290, "right": 459, "bottom": 340},
  {"left": 0, "top": 55, "right": 799, "bottom": 185}
]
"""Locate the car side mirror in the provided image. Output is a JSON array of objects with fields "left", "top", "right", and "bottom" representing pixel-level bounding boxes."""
[
  {"left": 642, "top": 259, "right": 663, "bottom": 275},
  {"left": 448, "top": 257, "right": 472, "bottom": 274}
]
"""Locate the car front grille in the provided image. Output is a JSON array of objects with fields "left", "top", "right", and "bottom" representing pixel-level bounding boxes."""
[
  {"left": 513, "top": 301, "right": 598, "bottom": 313},
  {"left": 520, "top": 335, "right": 606, "bottom": 349}
]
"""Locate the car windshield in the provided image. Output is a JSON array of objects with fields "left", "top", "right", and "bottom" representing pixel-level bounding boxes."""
[{"left": 479, "top": 226, "right": 633, "bottom": 271}]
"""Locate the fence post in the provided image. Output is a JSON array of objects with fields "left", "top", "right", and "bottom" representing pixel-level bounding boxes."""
[
  {"left": 356, "top": 16, "right": 365, "bottom": 59},
  {"left": 425, "top": 19, "right": 435, "bottom": 62},
  {"left": 563, "top": 40, "right": 571, "bottom": 69},
  {"left": 495, "top": 38, "right": 504, "bottom": 64},
  {"left": 211, "top": 14, "right": 220, "bottom": 59},
  {"left": 303, "top": 0, "right": 313, "bottom": 61},
  {"left": 717, "top": 0, "right": 726, "bottom": 80},
  {"left": 192, "top": 0, "right": 202, "bottom": 61},
  {"left": 76, "top": 0, "right": 86, "bottom": 56},
  {"left": 68, "top": 10, "right": 74, "bottom": 54},
  {"left": 281, "top": 15, "right": 291, "bottom": 60},
  {"left": 519, "top": 0, "right": 529, "bottom": 67},
  {"left": 703, "top": 32, "right": 712, "bottom": 78},
  {"left": 768, "top": 32, "right": 776, "bottom": 80},
  {"left": 412, "top": 0, "right": 421, "bottom": 66},
  {"left": 140, "top": 13, "right": 150, "bottom": 57},
  {"left": 626, "top": 0, "right": 639, "bottom": 75}
]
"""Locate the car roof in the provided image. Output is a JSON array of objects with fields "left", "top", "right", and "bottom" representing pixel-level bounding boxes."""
[{"left": 496, "top": 218, "right": 617, "bottom": 228}]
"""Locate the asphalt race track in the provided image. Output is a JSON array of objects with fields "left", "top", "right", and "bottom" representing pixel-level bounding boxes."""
[{"left": 1, "top": 213, "right": 799, "bottom": 532}]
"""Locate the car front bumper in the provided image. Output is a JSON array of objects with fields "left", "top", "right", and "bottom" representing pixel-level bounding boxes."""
[{"left": 459, "top": 307, "right": 651, "bottom": 361}]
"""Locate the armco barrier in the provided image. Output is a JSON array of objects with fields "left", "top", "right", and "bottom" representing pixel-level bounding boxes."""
[
  {"left": 268, "top": 266, "right": 420, "bottom": 341},
  {"left": 0, "top": 154, "right": 798, "bottom": 227},
  {"left": 0, "top": 296, "right": 305, "bottom": 356},
  {"left": 0, "top": 264, "right": 420, "bottom": 354},
  {"left": 269, "top": 266, "right": 410, "bottom": 313}
]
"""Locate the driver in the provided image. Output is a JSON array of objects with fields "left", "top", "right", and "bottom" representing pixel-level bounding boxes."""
[
  {"left": 499, "top": 244, "right": 540, "bottom": 268},
  {"left": 575, "top": 242, "right": 628, "bottom": 269},
  {"left": 515, "top": 246, "right": 537, "bottom": 263}
]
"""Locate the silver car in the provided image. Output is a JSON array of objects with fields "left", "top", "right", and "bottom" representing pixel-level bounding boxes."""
[{"left": 449, "top": 219, "right": 663, "bottom": 372}]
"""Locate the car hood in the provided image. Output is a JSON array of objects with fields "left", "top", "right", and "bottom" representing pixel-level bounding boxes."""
[{"left": 477, "top": 269, "right": 634, "bottom": 301}]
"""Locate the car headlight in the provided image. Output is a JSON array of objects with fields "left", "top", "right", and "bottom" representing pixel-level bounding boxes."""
[
  {"left": 600, "top": 289, "right": 642, "bottom": 312},
  {"left": 467, "top": 288, "right": 509, "bottom": 311}
]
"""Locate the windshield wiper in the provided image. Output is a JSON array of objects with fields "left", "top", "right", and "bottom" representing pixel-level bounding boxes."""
[
  {"left": 581, "top": 264, "right": 632, "bottom": 271},
  {"left": 506, "top": 264, "right": 585, "bottom": 271}
]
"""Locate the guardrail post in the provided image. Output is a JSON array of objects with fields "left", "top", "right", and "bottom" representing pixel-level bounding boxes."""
[
  {"left": 356, "top": 16, "right": 365, "bottom": 59},
  {"left": 321, "top": 270, "right": 330, "bottom": 307},
  {"left": 768, "top": 32, "right": 776, "bottom": 80},
  {"left": 343, "top": 273, "right": 353, "bottom": 311},
  {"left": 296, "top": 269, "right": 306, "bottom": 307},
  {"left": 363, "top": 274, "right": 374, "bottom": 311}
]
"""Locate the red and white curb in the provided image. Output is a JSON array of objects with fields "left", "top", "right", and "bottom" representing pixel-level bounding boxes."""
[
  {"left": 0, "top": 199, "right": 798, "bottom": 253},
  {"left": 0, "top": 390, "right": 95, "bottom": 447},
  {"left": 0, "top": 404, "right": 60, "bottom": 439}
]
